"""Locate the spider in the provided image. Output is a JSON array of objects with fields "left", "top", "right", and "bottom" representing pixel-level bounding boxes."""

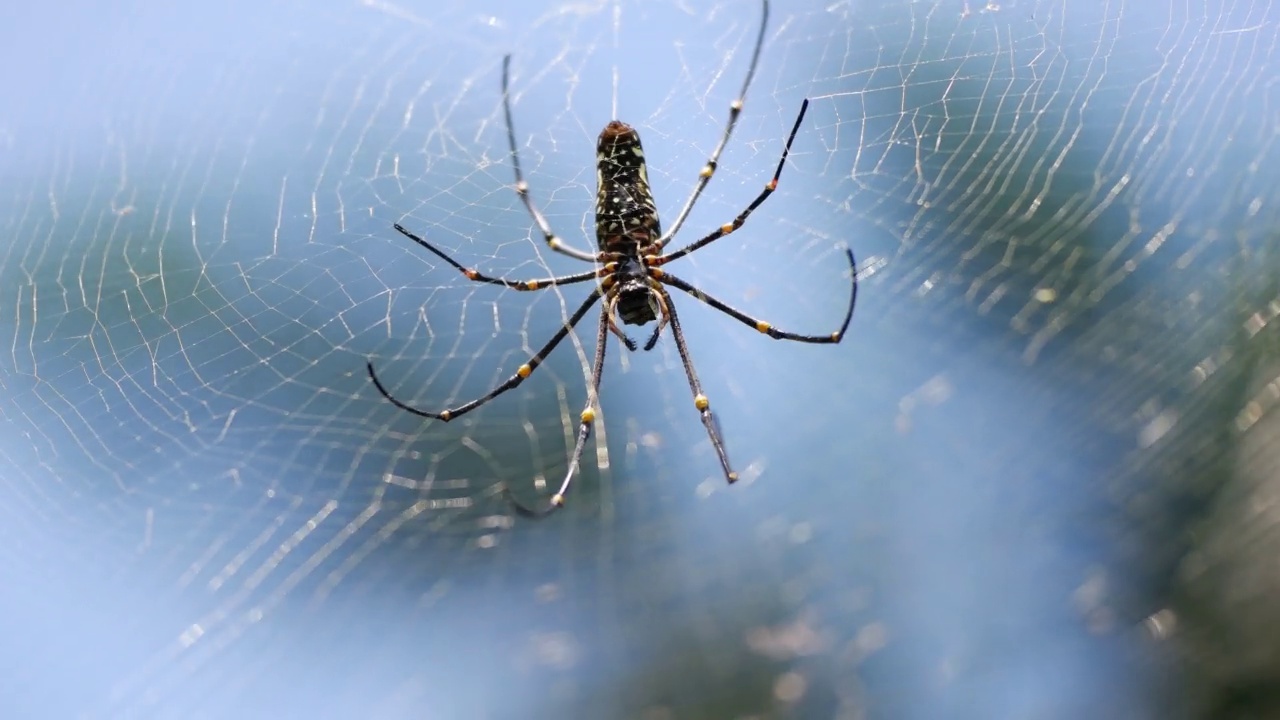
[{"left": 368, "top": 0, "right": 857, "bottom": 517}]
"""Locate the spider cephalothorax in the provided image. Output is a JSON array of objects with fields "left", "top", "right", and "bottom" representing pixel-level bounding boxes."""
[
  {"left": 368, "top": 0, "right": 857, "bottom": 517},
  {"left": 607, "top": 258, "right": 662, "bottom": 329}
]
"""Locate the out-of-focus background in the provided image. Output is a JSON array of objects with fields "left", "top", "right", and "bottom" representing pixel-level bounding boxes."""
[{"left": 2, "top": 0, "right": 1277, "bottom": 717}]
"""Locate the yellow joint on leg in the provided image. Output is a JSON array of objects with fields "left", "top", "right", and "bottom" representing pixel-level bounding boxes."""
[
  {"left": 580, "top": 407, "right": 596, "bottom": 424},
  {"left": 720, "top": 223, "right": 734, "bottom": 235},
  {"left": 766, "top": 179, "right": 778, "bottom": 191},
  {"left": 550, "top": 493, "right": 565, "bottom": 507},
  {"left": 700, "top": 165, "right": 714, "bottom": 178},
  {"left": 730, "top": 99, "right": 744, "bottom": 111},
  {"left": 516, "top": 180, "right": 529, "bottom": 194},
  {"left": 464, "top": 269, "right": 479, "bottom": 280},
  {"left": 548, "top": 236, "right": 562, "bottom": 249},
  {"left": 524, "top": 280, "right": 539, "bottom": 290},
  {"left": 649, "top": 267, "right": 665, "bottom": 279},
  {"left": 756, "top": 320, "right": 771, "bottom": 333},
  {"left": 694, "top": 394, "right": 710, "bottom": 411},
  {"left": 831, "top": 331, "right": 841, "bottom": 341},
  {"left": 439, "top": 410, "right": 452, "bottom": 421},
  {"left": 517, "top": 364, "right": 532, "bottom": 378},
  {"left": 727, "top": 471, "right": 740, "bottom": 483}
]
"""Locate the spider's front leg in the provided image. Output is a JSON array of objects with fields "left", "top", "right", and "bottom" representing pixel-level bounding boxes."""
[{"left": 660, "top": 287, "right": 738, "bottom": 484}]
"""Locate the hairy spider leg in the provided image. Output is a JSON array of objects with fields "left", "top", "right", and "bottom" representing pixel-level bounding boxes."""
[
  {"left": 393, "top": 223, "right": 602, "bottom": 291},
  {"left": 501, "top": 55, "right": 600, "bottom": 263},
  {"left": 651, "top": 98, "right": 810, "bottom": 266},
  {"left": 661, "top": 287, "right": 737, "bottom": 482},
  {"left": 368, "top": 289, "right": 603, "bottom": 422},
  {"left": 504, "top": 306, "right": 612, "bottom": 517},
  {"left": 656, "top": 0, "right": 772, "bottom": 249},
  {"left": 653, "top": 247, "right": 858, "bottom": 344}
]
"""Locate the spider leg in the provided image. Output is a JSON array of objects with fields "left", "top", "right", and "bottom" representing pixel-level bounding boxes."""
[
  {"left": 652, "top": 98, "right": 809, "bottom": 265},
  {"left": 367, "top": 288, "right": 603, "bottom": 421},
  {"left": 641, "top": 282, "right": 670, "bottom": 351},
  {"left": 655, "top": 247, "right": 857, "bottom": 343},
  {"left": 393, "top": 223, "right": 601, "bottom": 290},
  {"left": 662, "top": 287, "right": 737, "bottom": 484},
  {"left": 505, "top": 306, "right": 611, "bottom": 517},
  {"left": 656, "top": 0, "right": 770, "bottom": 249},
  {"left": 502, "top": 55, "right": 599, "bottom": 263},
  {"left": 604, "top": 291, "right": 639, "bottom": 351}
]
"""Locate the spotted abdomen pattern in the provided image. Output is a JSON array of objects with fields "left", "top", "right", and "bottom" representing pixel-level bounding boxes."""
[{"left": 595, "top": 121, "right": 662, "bottom": 254}]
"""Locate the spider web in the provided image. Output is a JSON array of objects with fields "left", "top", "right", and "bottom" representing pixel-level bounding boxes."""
[{"left": 2, "top": 0, "right": 1278, "bottom": 717}]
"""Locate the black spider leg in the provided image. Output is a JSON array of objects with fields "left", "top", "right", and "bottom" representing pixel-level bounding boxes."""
[
  {"left": 502, "top": 55, "right": 599, "bottom": 263},
  {"left": 655, "top": 246, "right": 858, "bottom": 343},
  {"left": 367, "top": 288, "right": 603, "bottom": 421},
  {"left": 656, "top": 0, "right": 770, "bottom": 250},
  {"left": 393, "top": 223, "right": 601, "bottom": 290},
  {"left": 662, "top": 287, "right": 737, "bottom": 483},
  {"left": 641, "top": 321, "right": 663, "bottom": 352},
  {"left": 640, "top": 285, "right": 670, "bottom": 351},
  {"left": 654, "top": 98, "right": 809, "bottom": 266},
  {"left": 505, "top": 307, "right": 611, "bottom": 518},
  {"left": 604, "top": 293, "right": 640, "bottom": 352}
]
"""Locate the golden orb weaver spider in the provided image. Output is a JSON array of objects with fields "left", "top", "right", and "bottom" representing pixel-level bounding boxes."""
[{"left": 369, "top": 0, "right": 858, "bottom": 517}]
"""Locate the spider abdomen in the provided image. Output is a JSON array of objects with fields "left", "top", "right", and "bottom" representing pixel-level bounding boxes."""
[{"left": 595, "top": 120, "right": 661, "bottom": 252}]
